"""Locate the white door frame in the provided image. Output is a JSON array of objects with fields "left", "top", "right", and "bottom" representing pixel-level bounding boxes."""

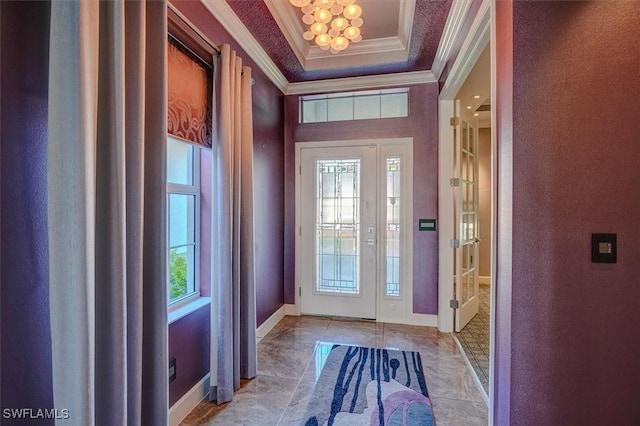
[
  {"left": 437, "top": 0, "right": 495, "bottom": 414},
  {"left": 294, "top": 138, "right": 414, "bottom": 323},
  {"left": 438, "top": 0, "right": 490, "bottom": 333}
]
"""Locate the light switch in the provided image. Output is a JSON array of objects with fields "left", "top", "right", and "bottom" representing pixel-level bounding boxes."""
[
  {"left": 591, "top": 233, "right": 616, "bottom": 263},
  {"left": 598, "top": 242, "right": 612, "bottom": 254}
]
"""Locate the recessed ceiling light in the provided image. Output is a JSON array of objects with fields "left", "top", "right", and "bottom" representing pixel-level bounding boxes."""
[
  {"left": 473, "top": 113, "right": 479, "bottom": 117},
  {"left": 473, "top": 94, "right": 482, "bottom": 99},
  {"left": 466, "top": 105, "right": 473, "bottom": 110}
]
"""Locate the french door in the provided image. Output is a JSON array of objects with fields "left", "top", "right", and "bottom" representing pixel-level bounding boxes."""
[
  {"left": 298, "top": 142, "right": 410, "bottom": 320},
  {"left": 453, "top": 100, "right": 480, "bottom": 331}
]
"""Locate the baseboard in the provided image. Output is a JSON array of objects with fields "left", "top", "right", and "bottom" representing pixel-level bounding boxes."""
[
  {"left": 169, "top": 373, "right": 210, "bottom": 426},
  {"left": 256, "top": 305, "right": 286, "bottom": 343},
  {"left": 284, "top": 303, "right": 299, "bottom": 316},
  {"left": 256, "top": 304, "right": 298, "bottom": 344},
  {"left": 403, "top": 313, "right": 438, "bottom": 327},
  {"left": 453, "top": 335, "right": 489, "bottom": 406},
  {"left": 479, "top": 276, "right": 491, "bottom": 286}
]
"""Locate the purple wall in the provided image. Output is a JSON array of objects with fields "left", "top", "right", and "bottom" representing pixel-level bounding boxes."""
[
  {"left": 284, "top": 84, "right": 440, "bottom": 314},
  {"left": 168, "top": 306, "right": 211, "bottom": 406},
  {"left": 0, "top": 1, "right": 54, "bottom": 422},
  {"left": 495, "top": 1, "right": 640, "bottom": 424}
]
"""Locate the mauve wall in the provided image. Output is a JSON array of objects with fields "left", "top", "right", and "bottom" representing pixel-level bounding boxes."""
[
  {"left": 496, "top": 1, "right": 640, "bottom": 424},
  {"left": 0, "top": 2, "right": 54, "bottom": 423},
  {"left": 284, "top": 83, "right": 440, "bottom": 314}
]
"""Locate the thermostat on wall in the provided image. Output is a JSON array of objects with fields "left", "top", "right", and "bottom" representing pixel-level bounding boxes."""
[{"left": 418, "top": 219, "right": 437, "bottom": 231}]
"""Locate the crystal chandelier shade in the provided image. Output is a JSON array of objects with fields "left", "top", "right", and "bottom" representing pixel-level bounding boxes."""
[{"left": 289, "top": 0, "right": 363, "bottom": 53}]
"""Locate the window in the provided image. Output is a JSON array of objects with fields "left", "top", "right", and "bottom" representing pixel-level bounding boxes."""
[
  {"left": 167, "top": 136, "right": 200, "bottom": 304},
  {"left": 300, "top": 88, "right": 409, "bottom": 124},
  {"left": 385, "top": 157, "right": 401, "bottom": 297}
]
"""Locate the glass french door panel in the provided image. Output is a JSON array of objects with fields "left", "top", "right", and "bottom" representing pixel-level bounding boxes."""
[
  {"left": 461, "top": 270, "right": 469, "bottom": 304},
  {"left": 315, "top": 158, "right": 361, "bottom": 295}
]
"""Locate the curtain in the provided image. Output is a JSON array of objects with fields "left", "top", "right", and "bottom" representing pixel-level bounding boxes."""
[
  {"left": 211, "top": 44, "right": 257, "bottom": 404},
  {"left": 47, "top": 1, "right": 167, "bottom": 425}
]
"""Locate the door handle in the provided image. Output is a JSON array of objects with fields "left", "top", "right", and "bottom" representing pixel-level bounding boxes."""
[{"left": 474, "top": 238, "right": 481, "bottom": 243}]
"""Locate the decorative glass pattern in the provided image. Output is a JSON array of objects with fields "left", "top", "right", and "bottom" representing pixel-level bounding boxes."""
[
  {"left": 167, "top": 37, "right": 212, "bottom": 146},
  {"left": 315, "top": 159, "right": 361, "bottom": 294},
  {"left": 386, "top": 158, "right": 401, "bottom": 297}
]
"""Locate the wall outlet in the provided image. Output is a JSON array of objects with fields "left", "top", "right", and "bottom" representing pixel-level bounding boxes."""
[{"left": 169, "top": 357, "right": 177, "bottom": 383}]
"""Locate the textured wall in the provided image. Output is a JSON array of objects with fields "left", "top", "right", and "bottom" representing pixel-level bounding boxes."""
[
  {"left": 284, "top": 83, "right": 440, "bottom": 314},
  {"left": 0, "top": 1, "right": 54, "bottom": 422},
  {"left": 168, "top": 306, "right": 211, "bottom": 406},
  {"left": 496, "top": 1, "right": 640, "bottom": 424},
  {"left": 478, "top": 128, "right": 491, "bottom": 278}
]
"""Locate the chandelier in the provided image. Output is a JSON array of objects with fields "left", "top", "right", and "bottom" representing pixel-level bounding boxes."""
[{"left": 289, "top": 0, "right": 363, "bottom": 53}]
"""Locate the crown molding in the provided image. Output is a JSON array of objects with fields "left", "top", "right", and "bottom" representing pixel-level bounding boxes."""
[
  {"left": 304, "top": 36, "right": 408, "bottom": 70},
  {"left": 201, "top": 0, "right": 289, "bottom": 93},
  {"left": 398, "top": 0, "right": 416, "bottom": 47},
  {"left": 285, "top": 70, "right": 437, "bottom": 95},
  {"left": 439, "top": 0, "right": 490, "bottom": 99},
  {"left": 431, "top": 0, "right": 474, "bottom": 80}
]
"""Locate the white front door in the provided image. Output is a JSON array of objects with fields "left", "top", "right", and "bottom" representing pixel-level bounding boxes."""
[
  {"left": 298, "top": 141, "right": 412, "bottom": 320},
  {"left": 453, "top": 100, "right": 480, "bottom": 331},
  {"left": 299, "top": 145, "right": 378, "bottom": 318}
]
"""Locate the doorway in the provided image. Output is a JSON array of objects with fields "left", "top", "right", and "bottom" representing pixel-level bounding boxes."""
[
  {"left": 295, "top": 139, "right": 413, "bottom": 322},
  {"left": 437, "top": 0, "right": 493, "bottom": 405}
]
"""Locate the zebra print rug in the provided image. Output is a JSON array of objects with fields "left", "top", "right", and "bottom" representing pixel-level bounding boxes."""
[{"left": 303, "top": 344, "right": 436, "bottom": 426}]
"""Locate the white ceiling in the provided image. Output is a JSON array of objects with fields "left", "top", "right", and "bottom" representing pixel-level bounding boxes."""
[{"left": 456, "top": 43, "right": 490, "bottom": 127}]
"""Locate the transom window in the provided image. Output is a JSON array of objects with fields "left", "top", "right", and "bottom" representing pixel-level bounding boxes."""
[{"left": 300, "top": 88, "right": 409, "bottom": 124}]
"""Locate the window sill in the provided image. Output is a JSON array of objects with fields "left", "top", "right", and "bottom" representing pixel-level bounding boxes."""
[{"left": 168, "top": 297, "right": 211, "bottom": 325}]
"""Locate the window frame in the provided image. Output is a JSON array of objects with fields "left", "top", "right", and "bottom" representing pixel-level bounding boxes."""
[{"left": 167, "top": 135, "right": 201, "bottom": 309}]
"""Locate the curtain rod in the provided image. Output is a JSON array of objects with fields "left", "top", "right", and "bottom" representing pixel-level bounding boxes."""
[{"left": 168, "top": 2, "right": 221, "bottom": 56}]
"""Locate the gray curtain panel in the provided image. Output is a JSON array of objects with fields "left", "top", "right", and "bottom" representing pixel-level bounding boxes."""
[
  {"left": 211, "top": 44, "right": 257, "bottom": 405},
  {"left": 47, "top": 1, "right": 168, "bottom": 425}
]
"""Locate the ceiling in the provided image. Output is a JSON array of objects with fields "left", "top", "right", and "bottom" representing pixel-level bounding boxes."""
[
  {"left": 204, "top": 0, "right": 459, "bottom": 92},
  {"left": 456, "top": 43, "right": 490, "bottom": 127}
]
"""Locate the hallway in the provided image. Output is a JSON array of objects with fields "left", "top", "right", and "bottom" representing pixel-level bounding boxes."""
[
  {"left": 181, "top": 317, "right": 487, "bottom": 425},
  {"left": 455, "top": 284, "right": 490, "bottom": 396}
]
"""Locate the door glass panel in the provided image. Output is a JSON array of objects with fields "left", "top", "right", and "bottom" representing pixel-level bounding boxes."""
[
  {"left": 316, "top": 159, "right": 360, "bottom": 294},
  {"left": 385, "top": 157, "right": 401, "bottom": 297},
  {"left": 461, "top": 267, "right": 469, "bottom": 304}
]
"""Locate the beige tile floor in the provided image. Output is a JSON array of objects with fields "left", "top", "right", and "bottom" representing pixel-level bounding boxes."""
[{"left": 181, "top": 316, "right": 487, "bottom": 425}]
